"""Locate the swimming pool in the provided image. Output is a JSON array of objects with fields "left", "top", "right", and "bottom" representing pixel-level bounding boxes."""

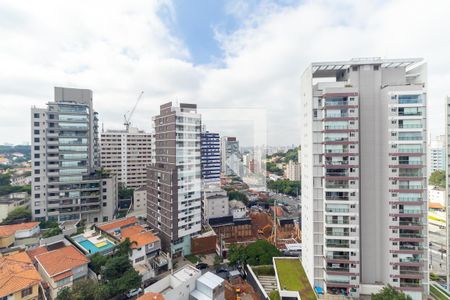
[{"left": 78, "top": 239, "right": 114, "bottom": 254}]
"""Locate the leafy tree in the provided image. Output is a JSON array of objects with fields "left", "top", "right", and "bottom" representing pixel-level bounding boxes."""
[
  {"left": 107, "top": 268, "right": 141, "bottom": 296},
  {"left": 102, "top": 255, "right": 134, "bottom": 281},
  {"left": 1, "top": 206, "right": 31, "bottom": 225},
  {"left": 268, "top": 180, "right": 301, "bottom": 197},
  {"left": 429, "top": 170, "right": 446, "bottom": 188},
  {"left": 89, "top": 253, "right": 109, "bottom": 274},
  {"left": 42, "top": 226, "right": 62, "bottom": 238},
  {"left": 117, "top": 238, "right": 136, "bottom": 256},
  {"left": 0, "top": 184, "right": 31, "bottom": 196},
  {"left": 0, "top": 173, "right": 11, "bottom": 186},
  {"left": 266, "top": 162, "right": 284, "bottom": 176},
  {"left": 228, "top": 240, "right": 281, "bottom": 266},
  {"left": 227, "top": 190, "right": 249, "bottom": 204},
  {"left": 56, "top": 287, "right": 73, "bottom": 300},
  {"left": 118, "top": 185, "right": 134, "bottom": 199},
  {"left": 371, "top": 285, "right": 412, "bottom": 300}
]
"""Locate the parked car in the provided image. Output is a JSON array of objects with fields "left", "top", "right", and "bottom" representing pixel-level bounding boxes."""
[
  {"left": 126, "top": 288, "right": 142, "bottom": 298},
  {"left": 196, "top": 262, "right": 209, "bottom": 270}
]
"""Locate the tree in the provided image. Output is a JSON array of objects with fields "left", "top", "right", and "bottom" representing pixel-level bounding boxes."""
[
  {"left": 1, "top": 206, "right": 31, "bottom": 225},
  {"left": 371, "top": 285, "right": 412, "bottom": 300},
  {"left": 102, "top": 255, "right": 134, "bottom": 281},
  {"left": 89, "top": 253, "right": 109, "bottom": 274},
  {"left": 227, "top": 190, "right": 249, "bottom": 204},
  {"left": 228, "top": 240, "right": 281, "bottom": 266},
  {"left": 0, "top": 173, "right": 11, "bottom": 186},
  {"left": 118, "top": 185, "right": 134, "bottom": 200},
  {"left": 117, "top": 238, "right": 136, "bottom": 256},
  {"left": 107, "top": 269, "right": 141, "bottom": 296},
  {"left": 56, "top": 287, "right": 72, "bottom": 300},
  {"left": 266, "top": 162, "right": 284, "bottom": 176},
  {"left": 42, "top": 226, "right": 62, "bottom": 238},
  {"left": 429, "top": 170, "right": 446, "bottom": 189},
  {"left": 267, "top": 180, "right": 301, "bottom": 197}
]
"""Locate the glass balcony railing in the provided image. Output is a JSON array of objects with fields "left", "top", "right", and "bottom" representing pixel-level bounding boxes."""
[
  {"left": 326, "top": 208, "right": 350, "bottom": 213},
  {"left": 398, "top": 197, "right": 422, "bottom": 202},
  {"left": 327, "top": 254, "right": 350, "bottom": 260},
  {"left": 399, "top": 209, "right": 422, "bottom": 214}
]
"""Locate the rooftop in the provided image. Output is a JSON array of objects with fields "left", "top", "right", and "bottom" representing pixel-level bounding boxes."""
[
  {"left": 173, "top": 265, "right": 201, "bottom": 282},
  {"left": 197, "top": 271, "right": 224, "bottom": 289},
  {"left": 121, "top": 225, "right": 159, "bottom": 248},
  {"left": 35, "top": 246, "right": 89, "bottom": 279},
  {"left": 0, "top": 252, "right": 42, "bottom": 298},
  {"left": 274, "top": 257, "right": 316, "bottom": 300},
  {"left": 0, "top": 222, "right": 40, "bottom": 237},
  {"left": 138, "top": 292, "right": 165, "bottom": 300},
  {"left": 97, "top": 216, "right": 137, "bottom": 232}
]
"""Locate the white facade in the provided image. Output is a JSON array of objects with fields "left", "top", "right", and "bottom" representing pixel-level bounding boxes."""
[
  {"left": 100, "top": 127, "right": 153, "bottom": 189},
  {"left": 203, "top": 186, "right": 229, "bottom": 222},
  {"left": 285, "top": 160, "right": 301, "bottom": 181},
  {"left": 428, "top": 135, "right": 445, "bottom": 176},
  {"left": 429, "top": 186, "right": 445, "bottom": 206},
  {"left": 133, "top": 187, "right": 147, "bottom": 213},
  {"left": 301, "top": 58, "right": 428, "bottom": 299}
]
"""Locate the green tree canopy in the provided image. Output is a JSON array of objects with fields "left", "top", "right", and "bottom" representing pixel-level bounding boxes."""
[
  {"left": 429, "top": 170, "right": 446, "bottom": 189},
  {"left": 1, "top": 206, "right": 31, "bottom": 225},
  {"left": 266, "top": 162, "right": 284, "bottom": 176},
  {"left": 228, "top": 240, "right": 282, "bottom": 266},
  {"left": 227, "top": 190, "right": 249, "bottom": 205},
  {"left": 89, "top": 253, "right": 109, "bottom": 274},
  {"left": 42, "top": 226, "right": 62, "bottom": 238},
  {"left": 268, "top": 180, "right": 300, "bottom": 197},
  {"left": 371, "top": 285, "right": 412, "bottom": 300}
]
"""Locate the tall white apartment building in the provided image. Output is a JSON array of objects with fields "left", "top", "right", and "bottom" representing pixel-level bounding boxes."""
[
  {"left": 446, "top": 96, "right": 450, "bottom": 288},
  {"left": 221, "top": 136, "right": 241, "bottom": 176},
  {"left": 31, "top": 87, "right": 118, "bottom": 223},
  {"left": 147, "top": 102, "right": 202, "bottom": 256},
  {"left": 100, "top": 127, "right": 153, "bottom": 189},
  {"left": 301, "top": 58, "right": 428, "bottom": 300},
  {"left": 428, "top": 135, "right": 446, "bottom": 176}
]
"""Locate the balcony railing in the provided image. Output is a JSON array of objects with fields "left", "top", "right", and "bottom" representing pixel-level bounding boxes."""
[{"left": 326, "top": 208, "right": 350, "bottom": 213}]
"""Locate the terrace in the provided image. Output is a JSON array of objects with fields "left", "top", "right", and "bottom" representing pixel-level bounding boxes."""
[
  {"left": 72, "top": 229, "right": 116, "bottom": 255},
  {"left": 273, "top": 257, "right": 317, "bottom": 300}
]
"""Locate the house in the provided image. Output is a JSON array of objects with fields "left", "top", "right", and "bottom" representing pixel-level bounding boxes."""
[
  {"left": 138, "top": 292, "right": 165, "bottom": 300},
  {"left": 144, "top": 266, "right": 224, "bottom": 300},
  {"left": 0, "top": 222, "right": 40, "bottom": 248},
  {"left": 33, "top": 245, "right": 90, "bottom": 299},
  {"left": 121, "top": 225, "right": 161, "bottom": 265},
  {"left": 96, "top": 216, "right": 138, "bottom": 235},
  {"left": 0, "top": 251, "right": 42, "bottom": 300},
  {"left": 0, "top": 193, "right": 30, "bottom": 223}
]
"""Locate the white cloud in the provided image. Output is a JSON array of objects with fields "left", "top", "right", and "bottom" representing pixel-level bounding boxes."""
[{"left": 0, "top": 0, "right": 449, "bottom": 145}]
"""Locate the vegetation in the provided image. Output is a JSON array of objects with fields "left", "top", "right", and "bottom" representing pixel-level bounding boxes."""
[
  {"left": 430, "top": 284, "right": 450, "bottom": 300},
  {"left": 228, "top": 240, "right": 281, "bottom": 266},
  {"left": 118, "top": 185, "right": 134, "bottom": 199},
  {"left": 269, "top": 290, "right": 281, "bottom": 300},
  {"left": 371, "top": 285, "right": 412, "bottom": 300},
  {"left": 429, "top": 170, "right": 446, "bottom": 189},
  {"left": 227, "top": 190, "right": 249, "bottom": 204},
  {"left": 274, "top": 258, "right": 316, "bottom": 300},
  {"left": 1, "top": 206, "right": 31, "bottom": 225},
  {"left": 430, "top": 273, "right": 440, "bottom": 281},
  {"left": 268, "top": 179, "right": 300, "bottom": 196},
  {"left": 0, "top": 145, "right": 31, "bottom": 160},
  {"left": 89, "top": 253, "right": 109, "bottom": 274},
  {"left": 266, "top": 162, "right": 283, "bottom": 176},
  {"left": 0, "top": 173, "right": 31, "bottom": 196},
  {"left": 213, "top": 254, "right": 222, "bottom": 267},
  {"left": 252, "top": 265, "right": 275, "bottom": 276},
  {"left": 185, "top": 255, "right": 200, "bottom": 264},
  {"left": 42, "top": 226, "right": 62, "bottom": 238}
]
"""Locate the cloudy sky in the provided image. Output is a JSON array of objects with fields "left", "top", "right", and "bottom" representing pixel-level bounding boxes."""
[{"left": 0, "top": 0, "right": 449, "bottom": 146}]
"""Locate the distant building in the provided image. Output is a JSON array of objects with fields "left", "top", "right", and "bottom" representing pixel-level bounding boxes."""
[
  {"left": 31, "top": 87, "right": 118, "bottom": 223},
  {"left": 100, "top": 127, "right": 153, "bottom": 189},
  {"left": 429, "top": 186, "right": 445, "bottom": 206},
  {"left": 428, "top": 135, "right": 446, "bottom": 176},
  {"left": 202, "top": 186, "right": 229, "bottom": 222},
  {"left": 0, "top": 251, "right": 42, "bottom": 300},
  {"left": 133, "top": 186, "right": 147, "bottom": 214},
  {"left": 0, "top": 222, "right": 40, "bottom": 248},
  {"left": 284, "top": 160, "right": 301, "bottom": 181},
  {"left": 221, "top": 136, "right": 241, "bottom": 176},
  {"left": 229, "top": 200, "right": 246, "bottom": 219},
  {"left": 200, "top": 131, "right": 221, "bottom": 185},
  {"left": 0, "top": 192, "right": 29, "bottom": 223}
]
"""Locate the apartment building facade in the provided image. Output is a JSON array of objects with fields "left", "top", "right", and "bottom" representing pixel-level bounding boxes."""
[
  {"left": 147, "top": 102, "right": 202, "bottom": 256},
  {"left": 301, "top": 58, "right": 428, "bottom": 300},
  {"left": 100, "top": 127, "right": 153, "bottom": 189},
  {"left": 285, "top": 160, "right": 301, "bottom": 181},
  {"left": 200, "top": 131, "right": 221, "bottom": 185},
  {"left": 428, "top": 135, "right": 445, "bottom": 176},
  {"left": 31, "top": 87, "right": 117, "bottom": 223},
  {"left": 221, "top": 136, "right": 241, "bottom": 176},
  {"left": 446, "top": 96, "right": 450, "bottom": 288}
]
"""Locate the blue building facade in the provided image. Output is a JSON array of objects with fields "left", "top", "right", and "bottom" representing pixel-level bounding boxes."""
[{"left": 200, "top": 131, "right": 221, "bottom": 184}]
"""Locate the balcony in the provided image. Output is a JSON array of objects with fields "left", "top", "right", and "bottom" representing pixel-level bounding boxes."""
[{"left": 326, "top": 242, "right": 350, "bottom": 249}]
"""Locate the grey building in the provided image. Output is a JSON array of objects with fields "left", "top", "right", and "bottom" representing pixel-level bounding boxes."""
[
  {"left": 301, "top": 58, "right": 428, "bottom": 300},
  {"left": 100, "top": 127, "right": 153, "bottom": 189},
  {"left": 221, "top": 136, "right": 241, "bottom": 176},
  {"left": 147, "top": 102, "right": 202, "bottom": 256},
  {"left": 31, "top": 87, "right": 118, "bottom": 223}
]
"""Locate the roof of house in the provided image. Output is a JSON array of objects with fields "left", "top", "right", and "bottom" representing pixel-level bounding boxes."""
[
  {"left": 121, "top": 225, "right": 159, "bottom": 249},
  {"left": 429, "top": 202, "right": 445, "bottom": 210},
  {"left": 26, "top": 246, "right": 48, "bottom": 263},
  {"left": 98, "top": 216, "right": 137, "bottom": 232},
  {"left": 138, "top": 292, "right": 165, "bottom": 300},
  {"left": 0, "top": 252, "right": 42, "bottom": 297},
  {"left": 0, "top": 222, "right": 40, "bottom": 237},
  {"left": 35, "top": 246, "right": 89, "bottom": 279}
]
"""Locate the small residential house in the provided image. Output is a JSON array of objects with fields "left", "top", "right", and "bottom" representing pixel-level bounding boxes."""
[{"left": 0, "top": 222, "right": 40, "bottom": 248}]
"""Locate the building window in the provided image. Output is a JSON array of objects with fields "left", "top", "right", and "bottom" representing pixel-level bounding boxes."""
[
  {"left": 21, "top": 287, "right": 33, "bottom": 297},
  {"left": 35, "top": 209, "right": 41, "bottom": 214},
  {"left": 34, "top": 122, "right": 39, "bottom": 126}
]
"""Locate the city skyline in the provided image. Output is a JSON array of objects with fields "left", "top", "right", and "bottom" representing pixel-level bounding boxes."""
[{"left": 1, "top": 0, "right": 450, "bottom": 145}]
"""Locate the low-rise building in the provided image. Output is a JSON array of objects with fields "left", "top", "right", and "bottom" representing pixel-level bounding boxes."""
[
  {"left": 229, "top": 200, "right": 246, "bottom": 219},
  {"left": 34, "top": 245, "right": 90, "bottom": 299},
  {"left": 203, "top": 187, "right": 229, "bottom": 222},
  {"left": 96, "top": 216, "right": 138, "bottom": 235},
  {"left": 120, "top": 225, "right": 161, "bottom": 265},
  {"left": 0, "top": 193, "right": 30, "bottom": 223},
  {"left": 0, "top": 222, "right": 40, "bottom": 248},
  {"left": 0, "top": 251, "right": 42, "bottom": 300},
  {"left": 429, "top": 185, "right": 445, "bottom": 206},
  {"left": 145, "top": 266, "right": 224, "bottom": 300},
  {"left": 133, "top": 187, "right": 147, "bottom": 215}
]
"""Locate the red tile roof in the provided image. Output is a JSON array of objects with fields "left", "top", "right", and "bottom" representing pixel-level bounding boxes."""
[
  {"left": 429, "top": 202, "right": 444, "bottom": 210},
  {"left": 0, "top": 222, "right": 40, "bottom": 237},
  {"left": 26, "top": 246, "right": 48, "bottom": 263},
  {"left": 138, "top": 292, "right": 165, "bottom": 300},
  {"left": 0, "top": 252, "right": 42, "bottom": 297},
  {"left": 98, "top": 217, "right": 137, "bottom": 232},
  {"left": 121, "top": 225, "right": 159, "bottom": 249},
  {"left": 35, "top": 246, "right": 89, "bottom": 280}
]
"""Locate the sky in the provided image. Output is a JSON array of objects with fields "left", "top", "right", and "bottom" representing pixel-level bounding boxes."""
[{"left": 0, "top": 0, "right": 449, "bottom": 146}]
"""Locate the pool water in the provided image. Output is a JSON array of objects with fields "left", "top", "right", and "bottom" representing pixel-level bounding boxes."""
[{"left": 78, "top": 239, "right": 114, "bottom": 254}]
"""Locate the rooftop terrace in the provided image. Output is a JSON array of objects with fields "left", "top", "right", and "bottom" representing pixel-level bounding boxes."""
[{"left": 274, "top": 257, "right": 316, "bottom": 300}]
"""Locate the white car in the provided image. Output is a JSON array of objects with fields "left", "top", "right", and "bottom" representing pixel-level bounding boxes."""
[{"left": 126, "top": 288, "right": 142, "bottom": 298}]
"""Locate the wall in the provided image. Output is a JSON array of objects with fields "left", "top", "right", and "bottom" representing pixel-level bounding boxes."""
[
  {"left": 191, "top": 235, "right": 217, "bottom": 255},
  {"left": 0, "top": 234, "right": 15, "bottom": 248}
]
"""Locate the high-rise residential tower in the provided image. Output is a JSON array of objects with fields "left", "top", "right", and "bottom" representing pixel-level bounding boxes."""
[
  {"left": 100, "top": 127, "right": 153, "bottom": 189},
  {"left": 446, "top": 96, "right": 450, "bottom": 289},
  {"left": 147, "top": 102, "right": 202, "bottom": 256},
  {"left": 31, "top": 87, "right": 117, "bottom": 223},
  {"left": 200, "top": 131, "right": 221, "bottom": 185},
  {"left": 428, "top": 135, "right": 446, "bottom": 176},
  {"left": 221, "top": 136, "right": 241, "bottom": 176},
  {"left": 301, "top": 58, "right": 428, "bottom": 300}
]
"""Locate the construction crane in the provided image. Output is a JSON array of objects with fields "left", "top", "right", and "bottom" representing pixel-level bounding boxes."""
[{"left": 123, "top": 91, "right": 144, "bottom": 131}]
